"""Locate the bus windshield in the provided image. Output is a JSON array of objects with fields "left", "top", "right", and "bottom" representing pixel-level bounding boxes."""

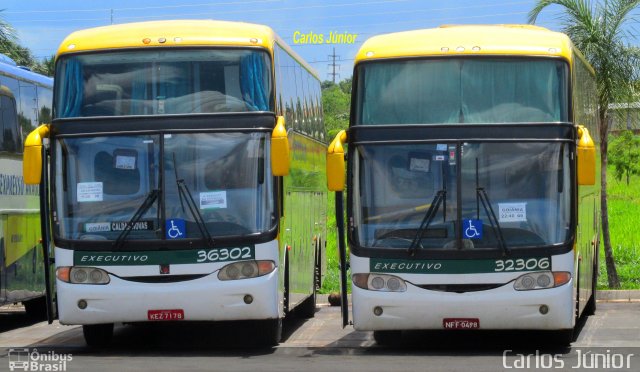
[
  {"left": 55, "top": 49, "right": 272, "bottom": 118},
  {"left": 353, "top": 142, "right": 571, "bottom": 252},
  {"left": 54, "top": 132, "right": 274, "bottom": 246},
  {"left": 355, "top": 58, "right": 568, "bottom": 125}
]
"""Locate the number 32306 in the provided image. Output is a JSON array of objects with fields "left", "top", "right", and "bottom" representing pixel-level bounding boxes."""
[{"left": 494, "top": 257, "right": 550, "bottom": 272}]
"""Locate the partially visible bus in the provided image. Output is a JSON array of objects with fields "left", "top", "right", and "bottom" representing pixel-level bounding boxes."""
[
  {"left": 24, "top": 20, "right": 326, "bottom": 346},
  {"left": 327, "top": 25, "right": 599, "bottom": 345},
  {"left": 0, "top": 54, "right": 53, "bottom": 317}
]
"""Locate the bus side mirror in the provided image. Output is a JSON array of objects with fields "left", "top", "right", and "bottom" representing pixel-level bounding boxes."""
[
  {"left": 327, "top": 130, "right": 347, "bottom": 191},
  {"left": 577, "top": 125, "right": 595, "bottom": 186},
  {"left": 271, "top": 116, "right": 290, "bottom": 176},
  {"left": 23, "top": 124, "right": 49, "bottom": 185}
]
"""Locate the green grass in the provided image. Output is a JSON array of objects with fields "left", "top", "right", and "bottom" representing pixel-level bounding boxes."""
[
  {"left": 319, "top": 192, "right": 352, "bottom": 294},
  {"left": 597, "top": 170, "right": 640, "bottom": 289}
]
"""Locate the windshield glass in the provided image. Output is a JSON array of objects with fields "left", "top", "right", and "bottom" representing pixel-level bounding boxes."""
[
  {"left": 353, "top": 142, "right": 571, "bottom": 251},
  {"left": 54, "top": 132, "right": 274, "bottom": 244},
  {"left": 55, "top": 49, "right": 272, "bottom": 118},
  {"left": 355, "top": 58, "right": 568, "bottom": 125}
]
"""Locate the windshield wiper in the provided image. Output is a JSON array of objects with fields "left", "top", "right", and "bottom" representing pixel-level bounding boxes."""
[
  {"left": 408, "top": 190, "right": 446, "bottom": 257},
  {"left": 173, "top": 153, "right": 214, "bottom": 248},
  {"left": 114, "top": 189, "right": 159, "bottom": 250},
  {"left": 473, "top": 157, "right": 509, "bottom": 256},
  {"left": 476, "top": 187, "right": 510, "bottom": 257}
]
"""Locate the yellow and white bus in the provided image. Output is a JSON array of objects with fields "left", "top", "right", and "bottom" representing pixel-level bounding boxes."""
[
  {"left": 24, "top": 20, "right": 326, "bottom": 346},
  {"left": 1, "top": 54, "right": 53, "bottom": 318},
  {"left": 327, "top": 25, "right": 599, "bottom": 345}
]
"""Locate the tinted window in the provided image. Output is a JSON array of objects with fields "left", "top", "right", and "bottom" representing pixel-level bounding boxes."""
[{"left": 0, "top": 95, "right": 19, "bottom": 153}]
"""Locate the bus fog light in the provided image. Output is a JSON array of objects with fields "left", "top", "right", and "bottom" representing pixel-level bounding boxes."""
[
  {"left": 78, "top": 300, "right": 87, "bottom": 309},
  {"left": 373, "top": 306, "right": 383, "bottom": 316},
  {"left": 539, "top": 305, "right": 549, "bottom": 314},
  {"left": 244, "top": 294, "right": 253, "bottom": 304}
]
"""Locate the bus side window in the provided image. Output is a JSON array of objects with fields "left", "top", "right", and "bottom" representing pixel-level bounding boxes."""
[{"left": 0, "top": 95, "right": 19, "bottom": 153}]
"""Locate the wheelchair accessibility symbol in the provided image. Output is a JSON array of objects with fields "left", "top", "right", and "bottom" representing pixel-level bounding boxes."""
[
  {"left": 463, "top": 219, "right": 483, "bottom": 239},
  {"left": 166, "top": 219, "right": 185, "bottom": 239}
]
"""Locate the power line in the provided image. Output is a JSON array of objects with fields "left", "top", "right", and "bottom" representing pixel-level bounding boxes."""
[{"left": 328, "top": 47, "right": 341, "bottom": 83}]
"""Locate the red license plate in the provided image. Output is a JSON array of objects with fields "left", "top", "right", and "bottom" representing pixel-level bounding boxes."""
[
  {"left": 442, "top": 318, "right": 480, "bottom": 330},
  {"left": 148, "top": 309, "right": 184, "bottom": 321}
]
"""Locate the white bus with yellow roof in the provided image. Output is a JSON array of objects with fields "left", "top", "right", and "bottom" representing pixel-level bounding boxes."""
[{"left": 327, "top": 24, "right": 599, "bottom": 345}]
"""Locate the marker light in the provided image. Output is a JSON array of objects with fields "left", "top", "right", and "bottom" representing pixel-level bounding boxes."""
[
  {"left": 352, "top": 273, "right": 407, "bottom": 292},
  {"left": 218, "top": 260, "right": 275, "bottom": 281},
  {"left": 441, "top": 47, "right": 449, "bottom": 52},
  {"left": 158, "top": 38, "right": 167, "bottom": 44},
  {"left": 142, "top": 38, "right": 151, "bottom": 45},
  {"left": 57, "top": 267, "right": 110, "bottom": 284},
  {"left": 514, "top": 271, "right": 570, "bottom": 291},
  {"left": 456, "top": 46, "right": 465, "bottom": 52},
  {"left": 472, "top": 46, "right": 481, "bottom": 51},
  {"left": 366, "top": 51, "right": 375, "bottom": 57}
]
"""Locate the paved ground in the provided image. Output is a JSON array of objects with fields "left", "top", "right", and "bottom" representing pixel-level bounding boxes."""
[{"left": 0, "top": 300, "right": 639, "bottom": 371}]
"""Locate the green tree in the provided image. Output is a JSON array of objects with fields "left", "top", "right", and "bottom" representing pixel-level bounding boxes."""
[
  {"left": 529, "top": 0, "right": 640, "bottom": 288},
  {"left": 322, "top": 83, "right": 350, "bottom": 140},
  {"left": 0, "top": 9, "right": 16, "bottom": 48},
  {"left": 33, "top": 55, "right": 55, "bottom": 77},
  {"left": 608, "top": 130, "right": 640, "bottom": 184}
]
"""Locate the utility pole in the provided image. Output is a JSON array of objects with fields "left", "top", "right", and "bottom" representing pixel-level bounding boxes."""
[
  {"left": 328, "top": 47, "right": 340, "bottom": 84},
  {"left": 110, "top": 9, "right": 114, "bottom": 25}
]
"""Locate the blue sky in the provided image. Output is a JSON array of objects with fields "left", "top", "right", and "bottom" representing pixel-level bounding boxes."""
[{"left": 2, "top": 0, "right": 638, "bottom": 81}]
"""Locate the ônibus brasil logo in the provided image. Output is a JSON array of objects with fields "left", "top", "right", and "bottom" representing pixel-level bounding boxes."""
[{"left": 8, "top": 348, "right": 72, "bottom": 371}]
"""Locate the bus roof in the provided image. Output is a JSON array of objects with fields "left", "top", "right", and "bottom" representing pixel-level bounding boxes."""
[
  {"left": 0, "top": 54, "right": 53, "bottom": 88},
  {"left": 355, "top": 24, "right": 576, "bottom": 64},
  {"left": 56, "top": 20, "right": 319, "bottom": 79}
]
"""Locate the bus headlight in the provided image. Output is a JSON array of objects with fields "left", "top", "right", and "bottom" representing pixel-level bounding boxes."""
[
  {"left": 352, "top": 273, "right": 407, "bottom": 292},
  {"left": 56, "top": 267, "right": 110, "bottom": 285},
  {"left": 217, "top": 260, "right": 275, "bottom": 281},
  {"left": 513, "top": 271, "right": 570, "bottom": 290}
]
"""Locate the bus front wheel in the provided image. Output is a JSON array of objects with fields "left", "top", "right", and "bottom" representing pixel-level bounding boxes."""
[
  {"left": 83, "top": 323, "right": 114, "bottom": 347},
  {"left": 373, "top": 330, "right": 402, "bottom": 346}
]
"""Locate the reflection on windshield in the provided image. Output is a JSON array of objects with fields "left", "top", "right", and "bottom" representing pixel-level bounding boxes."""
[
  {"left": 353, "top": 142, "right": 571, "bottom": 252},
  {"left": 356, "top": 58, "right": 568, "bottom": 125},
  {"left": 54, "top": 132, "right": 274, "bottom": 245},
  {"left": 55, "top": 49, "right": 272, "bottom": 118}
]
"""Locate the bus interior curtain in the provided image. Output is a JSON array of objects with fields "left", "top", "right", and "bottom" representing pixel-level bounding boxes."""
[
  {"left": 240, "top": 53, "right": 268, "bottom": 111},
  {"left": 60, "top": 59, "right": 83, "bottom": 118}
]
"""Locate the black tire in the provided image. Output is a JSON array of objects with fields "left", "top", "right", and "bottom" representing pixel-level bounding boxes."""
[
  {"left": 373, "top": 330, "right": 402, "bottom": 346},
  {"left": 257, "top": 318, "right": 282, "bottom": 346},
  {"left": 83, "top": 323, "right": 114, "bottom": 347},
  {"left": 553, "top": 329, "right": 574, "bottom": 346},
  {"left": 584, "top": 264, "right": 597, "bottom": 316},
  {"left": 297, "top": 248, "right": 318, "bottom": 319},
  {"left": 23, "top": 296, "right": 47, "bottom": 320}
]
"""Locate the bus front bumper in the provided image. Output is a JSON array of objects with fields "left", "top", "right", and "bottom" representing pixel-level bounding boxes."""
[
  {"left": 352, "top": 279, "right": 575, "bottom": 331},
  {"left": 56, "top": 270, "right": 280, "bottom": 325}
]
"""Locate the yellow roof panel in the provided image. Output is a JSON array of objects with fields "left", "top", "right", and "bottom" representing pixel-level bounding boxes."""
[
  {"left": 355, "top": 24, "right": 574, "bottom": 63},
  {"left": 57, "top": 20, "right": 275, "bottom": 56},
  {"left": 56, "top": 19, "right": 319, "bottom": 79}
]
